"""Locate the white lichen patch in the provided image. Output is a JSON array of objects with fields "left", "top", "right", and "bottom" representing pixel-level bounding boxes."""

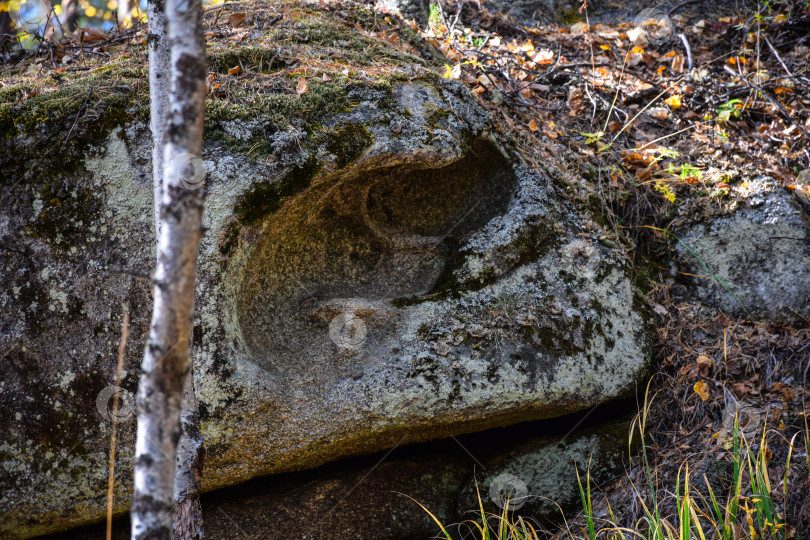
[
  {"left": 220, "top": 119, "right": 264, "bottom": 142},
  {"left": 56, "top": 371, "right": 75, "bottom": 392},
  {"left": 48, "top": 287, "right": 69, "bottom": 313},
  {"left": 86, "top": 129, "right": 151, "bottom": 243}
]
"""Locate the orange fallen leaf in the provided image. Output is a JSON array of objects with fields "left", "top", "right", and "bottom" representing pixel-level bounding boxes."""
[
  {"left": 543, "top": 122, "right": 559, "bottom": 139},
  {"left": 228, "top": 65, "right": 242, "bottom": 76},
  {"left": 228, "top": 12, "right": 246, "bottom": 27},
  {"left": 528, "top": 119, "right": 539, "bottom": 132},
  {"left": 694, "top": 380, "right": 710, "bottom": 402},
  {"left": 531, "top": 49, "right": 554, "bottom": 65},
  {"left": 622, "top": 150, "right": 656, "bottom": 167},
  {"left": 296, "top": 77, "right": 308, "bottom": 96}
]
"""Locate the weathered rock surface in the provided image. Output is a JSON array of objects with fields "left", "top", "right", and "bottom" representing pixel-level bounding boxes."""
[
  {"left": 675, "top": 177, "right": 810, "bottom": 319},
  {"left": 0, "top": 2, "right": 650, "bottom": 537}
]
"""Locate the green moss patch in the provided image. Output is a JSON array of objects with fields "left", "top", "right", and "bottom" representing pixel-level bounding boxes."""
[{"left": 0, "top": 66, "right": 145, "bottom": 139}]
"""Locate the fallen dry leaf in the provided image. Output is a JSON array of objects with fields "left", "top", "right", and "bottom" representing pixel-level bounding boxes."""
[
  {"left": 531, "top": 49, "right": 554, "bottom": 65},
  {"left": 694, "top": 380, "right": 710, "bottom": 402},
  {"left": 296, "top": 77, "right": 308, "bottom": 96},
  {"left": 543, "top": 122, "right": 559, "bottom": 139},
  {"left": 671, "top": 53, "right": 685, "bottom": 73},
  {"left": 227, "top": 65, "right": 242, "bottom": 76},
  {"left": 528, "top": 119, "right": 538, "bottom": 132},
  {"left": 664, "top": 94, "right": 682, "bottom": 109},
  {"left": 228, "top": 12, "right": 246, "bottom": 27},
  {"left": 571, "top": 22, "right": 588, "bottom": 34}
]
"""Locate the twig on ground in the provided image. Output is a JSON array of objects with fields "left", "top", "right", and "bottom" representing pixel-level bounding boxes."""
[
  {"left": 63, "top": 87, "right": 93, "bottom": 145},
  {"left": 723, "top": 64, "right": 810, "bottom": 140},
  {"left": 762, "top": 34, "right": 793, "bottom": 78}
]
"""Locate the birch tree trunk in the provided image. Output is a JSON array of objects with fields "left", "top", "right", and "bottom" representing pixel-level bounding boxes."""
[
  {"left": 148, "top": 0, "right": 169, "bottom": 230},
  {"left": 146, "top": 0, "right": 206, "bottom": 537},
  {"left": 132, "top": 0, "right": 206, "bottom": 535},
  {"left": 172, "top": 376, "right": 205, "bottom": 539}
]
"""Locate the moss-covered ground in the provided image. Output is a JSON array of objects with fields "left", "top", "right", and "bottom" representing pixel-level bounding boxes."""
[{"left": 0, "top": 0, "right": 429, "bottom": 155}]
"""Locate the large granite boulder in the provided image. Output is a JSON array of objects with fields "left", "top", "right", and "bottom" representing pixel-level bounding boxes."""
[{"left": 0, "top": 2, "right": 650, "bottom": 537}]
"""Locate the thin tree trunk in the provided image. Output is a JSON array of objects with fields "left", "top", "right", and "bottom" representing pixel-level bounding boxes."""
[
  {"left": 148, "top": 0, "right": 169, "bottom": 231},
  {"left": 61, "top": 0, "right": 78, "bottom": 31},
  {"left": 132, "top": 0, "right": 206, "bottom": 535},
  {"left": 118, "top": 0, "right": 131, "bottom": 27},
  {"left": 172, "top": 374, "right": 205, "bottom": 539},
  {"left": 146, "top": 0, "right": 206, "bottom": 537},
  {"left": 0, "top": 11, "right": 13, "bottom": 50}
]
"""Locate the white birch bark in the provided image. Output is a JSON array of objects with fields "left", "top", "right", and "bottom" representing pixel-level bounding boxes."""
[
  {"left": 148, "top": 0, "right": 169, "bottom": 231},
  {"left": 147, "top": 0, "right": 206, "bottom": 537},
  {"left": 118, "top": 0, "right": 131, "bottom": 27},
  {"left": 132, "top": 0, "right": 206, "bottom": 535}
]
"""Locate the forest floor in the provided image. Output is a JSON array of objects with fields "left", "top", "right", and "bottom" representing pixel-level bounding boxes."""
[
  {"left": 392, "top": 0, "right": 810, "bottom": 538},
  {"left": 2, "top": 0, "right": 810, "bottom": 537}
]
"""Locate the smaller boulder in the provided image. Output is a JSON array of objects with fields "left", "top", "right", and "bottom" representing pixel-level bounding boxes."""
[{"left": 675, "top": 177, "right": 810, "bottom": 319}]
